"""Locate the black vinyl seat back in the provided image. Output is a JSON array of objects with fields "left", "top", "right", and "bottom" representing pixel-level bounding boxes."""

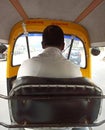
[{"left": 9, "top": 77, "right": 102, "bottom": 127}]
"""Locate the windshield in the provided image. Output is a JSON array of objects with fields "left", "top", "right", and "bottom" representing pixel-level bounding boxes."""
[{"left": 13, "top": 33, "right": 86, "bottom": 68}]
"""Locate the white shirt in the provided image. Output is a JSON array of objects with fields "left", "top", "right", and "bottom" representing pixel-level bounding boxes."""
[{"left": 17, "top": 47, "right": 82, "bottom": 78}]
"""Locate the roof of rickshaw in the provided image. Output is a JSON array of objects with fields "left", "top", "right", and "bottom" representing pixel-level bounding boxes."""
[{"left": 0, "top": 0, "right": 105, "bottom": 47}]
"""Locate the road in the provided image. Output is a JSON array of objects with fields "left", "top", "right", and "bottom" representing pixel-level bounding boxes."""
[{"left": 0, "top": 57, "right": 105, "bottom": 130}]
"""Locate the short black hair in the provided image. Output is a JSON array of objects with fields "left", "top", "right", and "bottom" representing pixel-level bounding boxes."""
[{"left": 42, "top": 25, "right": 64, "bottom": 47}]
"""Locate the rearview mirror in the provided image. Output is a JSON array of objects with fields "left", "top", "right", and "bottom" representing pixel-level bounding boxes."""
[{"left": 91, "top": 47, "right": 100, "bottom": 56}]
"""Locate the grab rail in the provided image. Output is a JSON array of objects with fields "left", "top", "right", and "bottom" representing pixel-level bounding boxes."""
[{"left": 0, "top": 94, "right": 105, "bottom": 128}]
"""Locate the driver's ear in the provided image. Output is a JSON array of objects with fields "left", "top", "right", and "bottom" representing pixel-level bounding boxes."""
[
  {"left": 61, "top": 42, "right": 65, "bottom": 50},
  {"left": 42, "top": 41, "right": 46, "bottom": 49}
]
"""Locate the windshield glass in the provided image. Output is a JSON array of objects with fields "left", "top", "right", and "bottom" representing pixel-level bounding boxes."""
[{"left": 13, "top": 33, "right": 86, "bottom": 68}]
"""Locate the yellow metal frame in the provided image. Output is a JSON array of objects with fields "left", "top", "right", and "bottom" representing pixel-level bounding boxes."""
[{"left": 7, "top": 18, "right": 91, "bottom": 78}]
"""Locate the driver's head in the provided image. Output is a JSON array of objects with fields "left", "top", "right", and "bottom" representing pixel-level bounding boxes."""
[{"left": 42, "top": 25, "right": 64, "bottom": 50}]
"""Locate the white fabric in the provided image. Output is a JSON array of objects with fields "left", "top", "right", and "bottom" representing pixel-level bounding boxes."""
[{"left": 17, "top": 47, "right": 82, "bottom": 78}]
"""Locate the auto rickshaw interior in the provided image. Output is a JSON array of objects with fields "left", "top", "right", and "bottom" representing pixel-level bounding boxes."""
[{"left": 0, "top": 0, "right": 105, "bottom": 130}]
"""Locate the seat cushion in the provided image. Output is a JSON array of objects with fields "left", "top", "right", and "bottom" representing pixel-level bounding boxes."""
[{"left": 9, "top": 77, "right": 102, "bottom": 126}]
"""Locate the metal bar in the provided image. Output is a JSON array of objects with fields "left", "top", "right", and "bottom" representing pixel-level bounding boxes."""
[
  {"left": 67, "top": 36, "right": 74, "bottom": 59},
  {"left": 9, "top": 0, "right": 28, "bottom": 20},
  {"left": 0, "top": 94, "right": 10, "bottom": 100},
  {"left": 26, "top": 36, "right": 31, "bottom": 59},
  {"left": 74, "top": 0, "right": 104, "bottom": 23},
  {"left": 22, "top": 23, "right": 30, "bottom": 58},
  {"left": 0, "top": 120, "right": 105, "bottom": 128},
  {"left": 0, "top": 94, "right": 105, "bottom": 100}
]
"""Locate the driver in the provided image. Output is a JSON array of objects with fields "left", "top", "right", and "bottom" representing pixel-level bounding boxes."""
[{"left": 17, "top": 25, "right": 81, "bottom": 78}]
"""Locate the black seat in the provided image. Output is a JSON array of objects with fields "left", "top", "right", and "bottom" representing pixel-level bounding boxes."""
[{"left": 9, "top": 76, "right": 102, "bottom": 127}]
